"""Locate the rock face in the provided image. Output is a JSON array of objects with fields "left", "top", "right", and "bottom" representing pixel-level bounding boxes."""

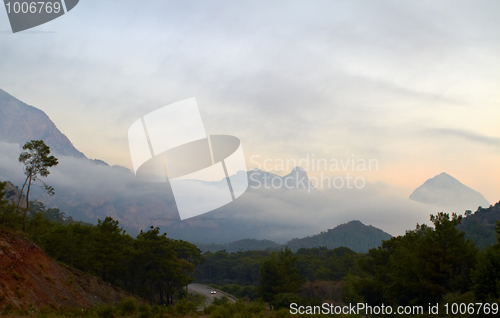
[
  {"left": 409, "top": 172, "right": 489, "bottom": 212},
  {"left": 0, "top": 231, "right": 141, "bottom": 310},
  {"left": 2, "top": 181, "right": 26, "bottom": 208},
  {"left": 0, "top": 89, "right": 85, "bottom": 158}
]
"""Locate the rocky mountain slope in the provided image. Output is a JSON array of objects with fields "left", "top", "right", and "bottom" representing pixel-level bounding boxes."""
[
  {"left": 0, "top": 231, "right": 141, "bottom": 311},
  {"left": 0, "top": 89, "right": 85, "bottom": 158},
  {"left": 2, "top": 181, "right": 26, "bottom": 208}
]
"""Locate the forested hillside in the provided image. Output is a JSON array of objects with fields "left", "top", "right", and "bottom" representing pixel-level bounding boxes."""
[
  {"left": 196, "top": 238, "right": 282, "bottom": 253},
  {"left": 0, "top": 181, "right": 202, "bottom": 307},
  {"left": 458, "top": 202, "right": 500, "bottom": 247},
  {"left": 285, "top": 220, "right": 392, "bottom": 253}
]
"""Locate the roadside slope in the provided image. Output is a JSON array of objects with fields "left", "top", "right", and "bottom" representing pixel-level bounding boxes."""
[{"left": 0, "top": 231, "right": 141, "bottom": 310}]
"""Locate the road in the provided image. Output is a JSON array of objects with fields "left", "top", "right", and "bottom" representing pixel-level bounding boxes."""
[{"left": 187, "top": 283, "right": 237, "bottom": 308}]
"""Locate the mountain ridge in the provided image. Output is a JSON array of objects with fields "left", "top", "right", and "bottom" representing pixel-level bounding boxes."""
[{"left": 0, "top": 88, "right": 86, "bottom": 159}]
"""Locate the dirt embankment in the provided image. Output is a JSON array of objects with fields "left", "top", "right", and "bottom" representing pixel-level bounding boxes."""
[{"left": 0, "top": 231, "right": 141, "bottom": 311}]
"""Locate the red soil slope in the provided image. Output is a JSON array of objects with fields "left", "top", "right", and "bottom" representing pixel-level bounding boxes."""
[{"left": 0, "top": 231, "right": 140, "bottom": 310}]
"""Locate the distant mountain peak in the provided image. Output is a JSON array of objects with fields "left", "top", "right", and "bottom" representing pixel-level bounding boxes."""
[
  {"left": 284, "top": 166, "right": 308, "bottom": 177},
  {"left": 428, "top": 172, "right": 458, "bottom": 182},
  {"left": 410, "top": 172, "right": 489, "bottom": 211}
]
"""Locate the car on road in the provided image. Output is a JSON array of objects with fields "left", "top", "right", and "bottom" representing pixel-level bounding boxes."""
[{"left": 210, "top": 290, "right": 217, "bottom": 295}]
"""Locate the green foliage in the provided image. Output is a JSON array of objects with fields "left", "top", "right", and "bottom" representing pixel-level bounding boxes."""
[
  {"left": 458, "top": 202, "right": 500, "bottom": 247},
  {"left": 356, "top": 212, "right": 477, "bottom": 307},
  {"left": 209, "top": 305, "right": 231, "bottom": 318},
  {"left": 197, "top": 239, "right": 282, "bottom": 253},
  {"left": 196, "top": 244, "right": 360, "bottom": 288},
  {"left": 174, "top": 297, "right": 197, "bottom": 315},
  {"left": 206, "top": 299, "right": 257, "bottom": 318},
  {"left": 249, "top": 298, "right": 265, "bottom": 313},
  {"left": 18, "top": 140, "right": 58, "bottom": 232},
  {"left": 195, "top": 249, "right": 269, "bottom": 285},
  {"left": 341, "top": 273, "right": 365, "bottom": 304},
  {"left": 271, "top": 293, "right": 302, "bottom": 310},
  {"left": 0, "top": 181, "right": 17, "bottom": 230},
  {"left": 257, "top": 247, "right": 305, "bottom": 306},
  {"left": 209, "top": 284, "right": 258, "bottom": 301},
  {"left": 295, "top": 246, "right": 361, "bottom": 282},
  {"left": 119, "top": 297, "right": 138, "bottom": 315},
  {"left": 1, "top": 303, "right": 13, "bottom": 316},
  {"left": 286, "top": 220, "right": 392, "bottom": 253},
  {"left": 138, "top": 304, "right": 151, "bottom": 318},
  {"left": 96, "top": 304, "right": 115, "bottom": 318},
  {"left": 472, "top": 220, "right": 500, "bottom": 302}
]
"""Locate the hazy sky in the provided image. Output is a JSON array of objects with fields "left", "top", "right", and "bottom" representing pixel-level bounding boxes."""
[{"left": 1, "top": 0, "right": 499, "bottom": 202}]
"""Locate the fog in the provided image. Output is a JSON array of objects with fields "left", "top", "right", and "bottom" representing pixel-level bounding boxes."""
[{"left": 1, "top": 140, "right": 444, "bottom": 243}]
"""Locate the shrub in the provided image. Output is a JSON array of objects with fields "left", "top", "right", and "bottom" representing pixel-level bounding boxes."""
[
  {"left": 209, "top": 305, "right": 231, "bottom": 318},
  {"left": 249, "top": 298, "right": 265, "bottom": 313},
  {"left": 96, "top": 304, "right": 115, "bottom": 318},
  {"left": 12, "top": 271, "right": 25, "bottom": 282},
  {"left": 203, "top": 304, "right": 217, "bottom": 315},
  {"left": 175, "top": 298, "right": 197, "bottom": 315},
  {"left": 212, "top": 296, "right": 229, "bottom": 306},
  {"left": 138, "top": 304, "right": 151, "bottom": 318},
  {"left": 1, "top": 303, "right": 13, "bottom": 316},
  {"left": 275, "top": 308, "right": 293, "bottom": 318},
  {"left": 119, "top": 297, "right": 138, "bottom": 315},
  {"left": 271, "top": 293, "right": 302, "bottom": 311}
]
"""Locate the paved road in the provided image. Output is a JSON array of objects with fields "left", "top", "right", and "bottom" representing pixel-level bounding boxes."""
[{"left": 187, "top": 283, "right": 236, "bottom": 308}]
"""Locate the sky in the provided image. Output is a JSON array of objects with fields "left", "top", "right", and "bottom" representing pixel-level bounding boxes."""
[{"left": 1, "top": 0, "right": 499, "bottom": 202}]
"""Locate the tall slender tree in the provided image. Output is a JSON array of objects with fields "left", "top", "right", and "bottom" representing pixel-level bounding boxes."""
[{"left": 18, "top": 140, "right": 58, "bottom": 232}]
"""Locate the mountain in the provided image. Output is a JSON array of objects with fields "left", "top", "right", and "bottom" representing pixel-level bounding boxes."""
[
  {"left": 248, "top": 166, "right": 314, "bottom": 190},
  {"left": 285, "top": 220, "right": 392, "bottom": 253},
  {"left": 457, "top": 201, "right": 500, "bottom": 247},
  {"left": 0, "top": 231, "right": 141, "bottom": 310},
  {"left": 0, "top": 89, "right": 85, "bottom": 158},
  {"left": 409, "top": 172, "right": 489, "bottom": 212},
  {"left": 2, "top": 181, "right": 26, "bottom": 207},
  {"left": 195, "top": 220, "right": 392, "bottom": 253}
]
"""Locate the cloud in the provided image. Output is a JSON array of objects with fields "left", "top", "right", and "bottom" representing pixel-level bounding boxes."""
[
  {"left": 423, "top": 128, "right": 500, "bottom": 149},
  {"left": 1, "top": 0, "right": 499, "bottom": 170}
]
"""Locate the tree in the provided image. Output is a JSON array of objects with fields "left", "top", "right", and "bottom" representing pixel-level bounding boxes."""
[
  {"left": 257, "top": 247, "right": 305, "bottom": 308},
  {"left": 18, "top": 140, "right": 58, "bottom": 232},
  {"left": 134, "top": 226, "right": 193, "bottom": 305},
  {"left": 473, "top": 221, "right": 500, "bottom": 301},
  {"left": 93, "top": 217, "right": 132, "bottom": 282}
]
